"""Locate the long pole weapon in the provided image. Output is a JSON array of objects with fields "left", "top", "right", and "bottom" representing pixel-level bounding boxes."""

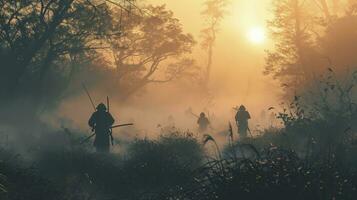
[
  {"left": 81, "top": 83, "right": 97, "bottom": 144},
  {"left": 82, "top": 83, "right": 96, "bottom": 111},
  {"left": 111, "top": 123, "right": 134, "bottom": 129},
  {"left": 80, "top": 123, "right": 133, "bottom": 144},
  {"left": 189, "top": 111, "right": 200, "bottom": 119},
  {"left": 247, "top": 126, "right": 253, "bottom": 138},
  {"left": 107, "top": 96, "right": 114, "bottom": 146}
]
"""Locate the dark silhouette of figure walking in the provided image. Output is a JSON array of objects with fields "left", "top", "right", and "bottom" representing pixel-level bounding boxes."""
[
  {"left": 88, "top": 103, "right": 115, "bottom": 153},
  {"left": 235, "top": 105, "right": 251, "bottom": 139},
  {"left": 197, "top": 112, "right": 210, "bottom": 133}
]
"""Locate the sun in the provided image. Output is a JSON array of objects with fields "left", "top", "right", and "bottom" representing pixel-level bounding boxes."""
[{"left": 247, "top": 26, "right": 266, "bottom": 44}]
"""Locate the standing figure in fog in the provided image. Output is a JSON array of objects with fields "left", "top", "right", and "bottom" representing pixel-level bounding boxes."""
[
  {"left": 88, "top": 103, "right": 115, "bottom": 153},
  {"left": 197, "top": 112, "right": 210, "bottom": 133},
  {"left": 235, "top": 105, "right": 251, "bottom": 139}
]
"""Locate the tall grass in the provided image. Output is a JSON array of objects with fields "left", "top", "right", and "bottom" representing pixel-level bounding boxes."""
[
  {"left": 167, "top": 70, "right": 357, "bottom": 200},
  {"left": 30, "top": 131, "right": 203, "bottom": 200},
  {"left": 0, "top": 148, "right": 59, "bottom": 200},
  {"left": 171, "top": 145, "right": 357, "bottom": 200}
]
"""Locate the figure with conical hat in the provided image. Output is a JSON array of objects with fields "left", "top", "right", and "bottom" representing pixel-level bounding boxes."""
[
  {"left": 197, "top": 112, "right": 210, "bottom": 133},
  {"left": 235, "top": 105, "right": 251, "bottom": 139},
  {"left": 88, "top": 103, "right": 115, "bottom": 153}
]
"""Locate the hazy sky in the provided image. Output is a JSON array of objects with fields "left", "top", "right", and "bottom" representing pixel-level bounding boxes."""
[
  {"left": 145, "top": 0, "right": 280, "bottom": 111},
  {"left": 146, "top": 0, "right": 276, "bottom": 90}
]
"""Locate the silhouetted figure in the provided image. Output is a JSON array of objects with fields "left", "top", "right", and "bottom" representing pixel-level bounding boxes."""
[
  {"left": 197, "top": 112, "right": 210, "bottom": 133},
  {"left": 88, "top": 103, "right": 115, "bottom": 153},
  {"left": 235, "top": 105, "right": 251, "bottom": 139}
]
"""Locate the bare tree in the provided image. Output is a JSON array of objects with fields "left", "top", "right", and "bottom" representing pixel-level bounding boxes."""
[
  {"left": 314, "top": 0, "right": 332, "bottom": 20},
  {"left": 103, "top": 5, "right": 197, "bottom": 99},
  {"left": 0, "top": 0, "right": 134, "bottom": 110},
  {"left": 265, "top": 0, "right": 316, "bottom": 95}
]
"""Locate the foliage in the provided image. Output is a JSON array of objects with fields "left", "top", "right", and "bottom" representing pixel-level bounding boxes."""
[
  {"left": 0, "top": 0, "right": 114, "bottom": 105},
  {"left": 265, "top": 0, "right": 357, "bottom": 97},
  {"left": 265, "top": 0, "right": 317, "bottom": 94},
  {"left": 225, "top": 69, "right": 357, "bottom": 163},
  {"left": 100, "top": 5, "right": 197, "bottom": 99},
  {"left": 0, "top": 148, "right": 59, "bottom": 200},
  {"left": 0, "top": 1, "right": 197, "bottom": 115},
  {"left": 123, "top": 132, "right": 204, "bottom": 198},
  {"left": 172, "top": 146, "right": 357, "bottom": 200},
  {"left": 29, "top": 131, "right": 204, "bottom": 200},
  {"left": 2, "top": 123, "right": 357, "bottom": 200}
]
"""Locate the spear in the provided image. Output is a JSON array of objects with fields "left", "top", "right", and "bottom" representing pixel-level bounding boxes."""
[
  {"left": 82, "top": 83, "right": 96, "bottom": 111},
  {"left": 111, "top": 123, "right": 134, "bottom": 129},
  {"left": 185, "top": 107, "right": 199, "bottom": 118},
  {"left": 107, "top": 96, "right": 114, "bottom": 146},
  {"left": 247, "top": 126, "right": 253, "bottom": 138},
  {"left": 80, "top": 123, "right": 134, "bottom": 144}
]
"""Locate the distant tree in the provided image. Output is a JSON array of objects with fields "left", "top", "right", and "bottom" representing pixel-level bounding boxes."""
[
  {"left": 200, "top": 0, "right": 227, "bottom": 87},
  {"left": 347, "top": 0, "right": 357, "bottom": 13},
  {"left": 314, "top": 0, "right": 332, "bottom": 20},
  {"left": 102, "top": 5, "right": 197, "bottom": 99},
  {"left": 265, "top": 0, "right": 319, "bottom": 94},
  {"left": 266, "top": 0, "right": 357, "bottom": 97},
  {"left": 265, "top": 0, "right": 334, "bottom": 95},
  {"left": 319, "top": 7, "right": 357, "bottom": 72},
  {"left": 311, "top": 0, "right": 349, "bottom": 20}
]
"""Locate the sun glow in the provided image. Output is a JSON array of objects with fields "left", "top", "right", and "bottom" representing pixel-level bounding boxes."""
[{"left": 247, "top": 26, "right": 266, "bottom": 44}]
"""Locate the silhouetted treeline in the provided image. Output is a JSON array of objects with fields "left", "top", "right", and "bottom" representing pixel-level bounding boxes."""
[
  {"left": 0, "top": 1, "right": 196, "bottom": 116},
  {"left": 266, "top": 0, "right": 357, "bottom": 97}
]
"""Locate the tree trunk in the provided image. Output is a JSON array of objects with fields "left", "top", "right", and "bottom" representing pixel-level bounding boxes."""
[
  {"left": 10, "top": 0, "right": 74, "bottom": 93},
  {"left": 293, "top": 0, "right": 309, "bottom": 84},
  {"left": 206, "top": 43, "right": 213, "bottom": 86},
  {"left": 205, "top": 26, "right": 216, "bottom": 88},
  {"left": 319, "top": 0, "right": 331, "bottom": 21}
]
